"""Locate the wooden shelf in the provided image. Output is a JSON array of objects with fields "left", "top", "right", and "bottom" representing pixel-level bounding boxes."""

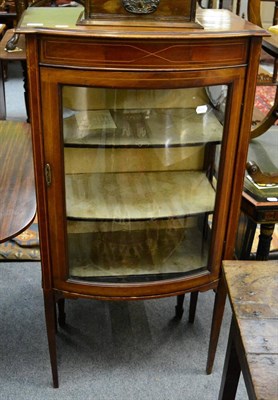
[
  {"left": 63, "top": 107, "right": 223, "bottom": 147},
  {"left": 65, "top": 170, "right": 216, "bottom": 220}
]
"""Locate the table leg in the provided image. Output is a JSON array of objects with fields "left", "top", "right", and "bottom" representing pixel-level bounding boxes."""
[
  {"left": 218, "top": 317, "right": 241, "bottom": 400},
  {"left": 21, "top": 60, "right": 29, "bottom": 122},
  {"left": 0, "top": 59, "right": 6, "bottom": 120},
  {"left": 238, "top": 216, "right": 256, "bottom": 260},
  {"left": 256, "top": 223, "right": 275, "bottom": 260}
]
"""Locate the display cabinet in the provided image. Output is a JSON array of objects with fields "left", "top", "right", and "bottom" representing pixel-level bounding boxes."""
[{"left": 17, "top": 5, "right": 265, "bottom": 387}]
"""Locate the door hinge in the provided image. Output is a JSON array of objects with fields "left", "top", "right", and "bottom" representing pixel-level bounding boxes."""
[{"left": 45, "top": 163, "right": 52, "bottom": 186}]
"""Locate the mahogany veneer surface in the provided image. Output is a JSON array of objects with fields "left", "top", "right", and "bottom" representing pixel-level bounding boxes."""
[{"left": 0, "top": 121, "right": 36, "bottom": 242}]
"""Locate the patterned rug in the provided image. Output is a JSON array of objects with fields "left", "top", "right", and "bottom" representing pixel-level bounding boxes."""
[
  {"left": 0, "top": 216, "right": 40, "bottom": 261},
  {"left": 254, "top": 85, "right": 277, "bottom": 125}
]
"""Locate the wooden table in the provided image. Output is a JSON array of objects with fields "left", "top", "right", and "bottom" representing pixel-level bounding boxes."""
[
  {"left": 0, "top": 120, "right": 36, "bottom": 243},
  {"left": 0, "top": 29, "right": 27, "bottom": 120},
  {"left": 218, "top": 260, "right": 278, "bottom": 400}
]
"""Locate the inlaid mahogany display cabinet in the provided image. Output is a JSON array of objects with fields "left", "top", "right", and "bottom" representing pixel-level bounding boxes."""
[{"left": 17, "top": 3, "right": 265, "bottom": 387}]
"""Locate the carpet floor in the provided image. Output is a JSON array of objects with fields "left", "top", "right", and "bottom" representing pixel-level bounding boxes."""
[{"left": 0, "top": 261, "right": 248, "bottom": 399}]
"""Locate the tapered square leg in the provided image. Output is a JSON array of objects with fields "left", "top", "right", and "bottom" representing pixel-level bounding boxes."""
[
  {"left": 43, "top": 290, "right": 59, "bottom": 388},
  {"left": 206, "top": 277, "right": 227, "bottom": 374},
  {"left": 188, "top": 291, "right": 199, "bottom": 323},
  {"left": 175, "top": 294, "right": 185, "bottom": 319},
  {"left": 57, "top": 298, "right": 66, "bottom": 327}
]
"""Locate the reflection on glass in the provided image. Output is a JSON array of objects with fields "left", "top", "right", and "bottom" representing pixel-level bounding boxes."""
[{"left": 62, "top": 86, "right": 226, "bottom": 283}]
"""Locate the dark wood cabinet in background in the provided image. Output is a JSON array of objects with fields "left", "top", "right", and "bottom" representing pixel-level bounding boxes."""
[{"left": 17, "top": 5, "right": 265, "bottom": 387}]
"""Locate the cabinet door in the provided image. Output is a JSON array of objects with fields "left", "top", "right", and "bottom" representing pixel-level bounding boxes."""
[{"left": 41, "top": 68, "right": 246, "bottom": 296}]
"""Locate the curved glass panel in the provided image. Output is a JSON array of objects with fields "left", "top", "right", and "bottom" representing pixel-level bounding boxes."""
[{"left": 62, "top": 85, "right": 226, "bottom": 283}]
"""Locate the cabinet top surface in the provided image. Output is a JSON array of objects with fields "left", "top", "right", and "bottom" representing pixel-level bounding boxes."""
[{"left": 16, "top": 7, "right": 266, "bottom": 39}]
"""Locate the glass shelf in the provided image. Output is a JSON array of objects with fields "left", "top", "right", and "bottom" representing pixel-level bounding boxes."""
[
  {"left": 63, "top": 107, "right": 222, "bottom": 147},
  {"left": 65, "top": 170, "right": 216, "bottom": 220},
  {"left": 68, "top": 222, "right": 210, "bottom": 281}
]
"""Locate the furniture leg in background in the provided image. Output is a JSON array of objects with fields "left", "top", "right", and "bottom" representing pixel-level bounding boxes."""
[
  {"left": 237, "top": 191, "right": 278, "bottom": 261},
  {"left": 0, "top": 29, "right": 28, "bottom": 121}
]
